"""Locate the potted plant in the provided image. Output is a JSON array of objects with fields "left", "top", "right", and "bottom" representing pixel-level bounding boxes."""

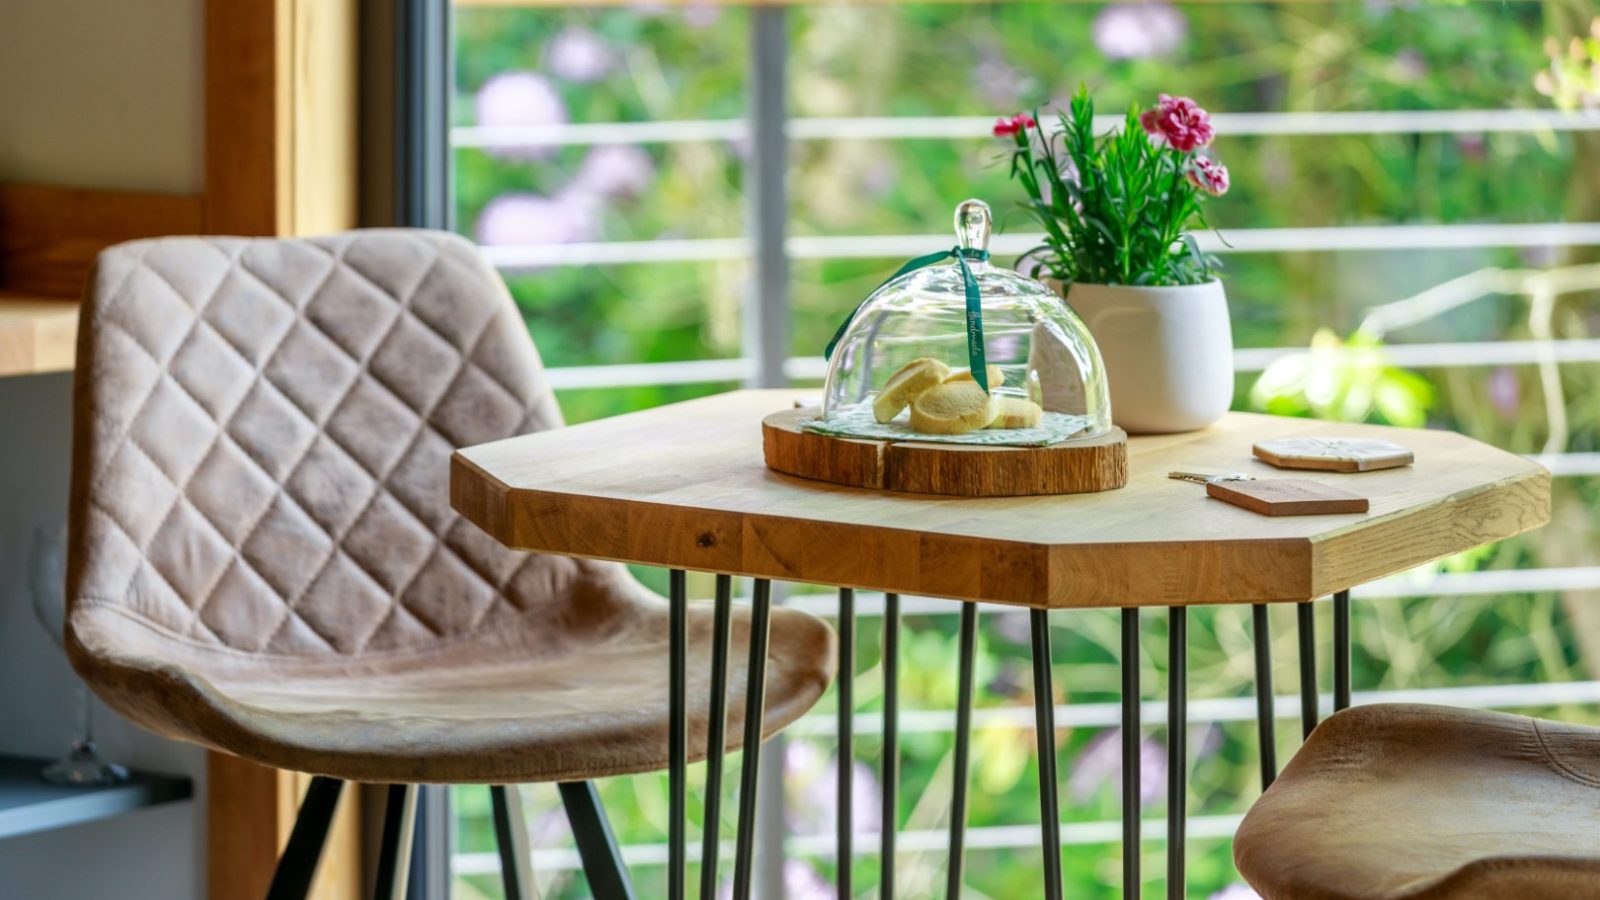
[{"left": 995, "top": 88, "right": 1233, "bottom": 434}]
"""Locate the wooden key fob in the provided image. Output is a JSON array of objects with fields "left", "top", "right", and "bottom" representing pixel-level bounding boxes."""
[{"left": 1170, "top": 471, "right": 1369, "bottom": 516}]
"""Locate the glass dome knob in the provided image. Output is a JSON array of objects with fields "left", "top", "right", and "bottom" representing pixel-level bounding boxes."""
[{"left": 954, "top": 199, "right": 992, "bottom": 254}]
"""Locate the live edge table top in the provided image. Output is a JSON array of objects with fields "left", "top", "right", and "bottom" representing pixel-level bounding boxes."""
[{"left": 451, "top": 389, "right": 1550, "bottom": 610}]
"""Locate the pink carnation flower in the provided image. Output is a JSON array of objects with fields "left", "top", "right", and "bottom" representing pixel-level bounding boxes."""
[
  {"left": 993, "top": 112, "right": 1036, "bottom": 137},
  {"left": 1186, "top": 156, "right": 1230, "bottom": 196},
  {"left": 1139, "top": 94, "right": 1215, "bottom": 152}
]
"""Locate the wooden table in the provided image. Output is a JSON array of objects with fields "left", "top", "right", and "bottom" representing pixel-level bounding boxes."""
[{"left": 452, "top": 389, "right": 1551, "bottom": 900}]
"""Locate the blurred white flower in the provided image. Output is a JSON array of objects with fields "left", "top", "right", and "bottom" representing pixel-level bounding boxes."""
[
  {"left": 1069, "top": 727, "right": 1167, "bottom": 808},
  {"left": 545, "top": 26, "right": 616, "bottom": 83},
  {"left": 1209, "top": 885, "right": 1263, "bottom": 900},
  {"left": 576, "top": 145, "right": 656, "bottom": 199},
  {"left": 683, "top": 2, "right": 721, "bottom": 29},
  {"left": 475, "top": 193, "right": 597, "bottom": 247},
  {"left": 1092, "top": 2, "right": 1188, "bottom": 61}
]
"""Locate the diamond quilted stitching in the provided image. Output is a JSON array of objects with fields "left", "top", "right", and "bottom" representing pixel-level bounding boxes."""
[
  {"left": 362, "top": 603, "right": 439, "bottom": 653},
  {"left": 228, "top": 381, "right": 319, "bottom": 483},
  {"left": 305, "top": 265, "right": 406, "bottom": 361},
  {"left": 238, "top": 239, "right": 337, "bottom": 311},
  {"left": 141, "top": 239, "right": 239, "bottom": 301},
  {"left": 264, "top": 321, "right": 362, "bottom": 424},
  {"left": 103, "top": 266, "right": 200, "bottom": 365},
  {"left": 203, "top": 269, "right": 297, "bottom": 367},
  {"left": 294, "top": 552, "right": 396, "bottom": 654},
  {"left": 145, "top": 499, "right": 236, "bottom": 611},
  {"left": 284, "top": 435, "right": 379, "bottom": 536},
  {"left": 241, "top": 494, "right": 335, "bottom": 600},
  {"left": 343, "top": 493, "right": 435, "bottom": 594},
  {"left": 369, "top": 313, "right": 462, "bottom": 413},
  {"left": 385, "top": 427, "right": 455, "bottom": 534},
  {"left": 399, "top": 548, "right": 495, "bottom": 637},
  {"left": 200, "top": 560, "right": 292, "bottom": 651},
  {"left": 405, "top": 253, "right": 495, "bottom": 349},
  {"left": 340, "top": 231, "right": 441, "bottom": 302},
  {"left": 128, "top": 377, "right": 220, "bottom": 485},
  {"left": 443, "top": 518, "right": 526, "bottom": 591},
  {"left": 429, "top": 364, "right": 524, "bottom": 450},
  {"left": 81, "top": 509, "right": 151, "bottom": 606},
  {"left": 86, "top": 327, "right": 164, "bottom": 442},
  {"left": 125, "top": 559, "right": 202, "bottom": 637},
  {"left": 94, "top": 442, "right": 180, "bottom": 548},
  {"left": 168, "top": 322, "right": 256, "bottom": 421},
  {"left": 324, "top": 376, "right": 421, "bottom": 476},
  {"left": 265, "top": 614, "right": 339, "bottom": 655},
  {"left": 187, "top": 439, "right": 279, "bottom": 546}
]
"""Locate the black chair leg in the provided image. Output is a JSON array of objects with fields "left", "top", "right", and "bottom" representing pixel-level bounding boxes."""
[
  {"left": 265, "top": 776, "right": 345, "bottom": 900},
  {"left": 491, "top": 785, "right": 537, "bottom": 900},
  {"left": 372, "top": 784, "right": 419, "bottom": 900},
  {"left": 559, "top": 781, "right": 638, "bottom": 900}
]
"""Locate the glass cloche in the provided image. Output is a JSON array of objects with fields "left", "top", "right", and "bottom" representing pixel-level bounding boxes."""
[{"left": 815, "top": 199, "right": 1112, "bottom": 446}]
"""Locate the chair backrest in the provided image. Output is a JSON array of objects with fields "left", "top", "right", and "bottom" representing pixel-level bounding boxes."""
[{"left": 67, "top": 229, "right": 602, "bottom": 664}]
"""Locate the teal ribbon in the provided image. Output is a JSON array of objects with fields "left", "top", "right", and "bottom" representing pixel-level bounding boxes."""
[{"left": 824, "top": 246, "right": 992, "bottom": 393}]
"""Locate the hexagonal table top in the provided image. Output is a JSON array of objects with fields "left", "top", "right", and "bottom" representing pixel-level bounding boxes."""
[{"left": 451, "top": 389, "right": 1550, "bottom": 609}]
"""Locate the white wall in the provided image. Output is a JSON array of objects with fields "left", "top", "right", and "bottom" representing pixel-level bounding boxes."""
[{"left": 0, "top": 0, "right": 208, "bottom": 895}]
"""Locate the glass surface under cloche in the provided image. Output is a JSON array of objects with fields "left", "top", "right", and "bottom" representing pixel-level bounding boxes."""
[{"left": 816, "top": 199, "right": 1112, "bottom": 446}]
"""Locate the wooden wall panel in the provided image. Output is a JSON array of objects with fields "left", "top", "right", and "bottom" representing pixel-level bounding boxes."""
[{"left": 0, "top": 184, "right": 203, "bottom": 298}]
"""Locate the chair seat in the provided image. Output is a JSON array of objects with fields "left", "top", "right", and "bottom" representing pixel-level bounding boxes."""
[
  {"left": 71, "top": 595, "right": 835, "bottom": 784},
  {"left": 1235, "top": 703, "right": 1600, "bottom": 900}
]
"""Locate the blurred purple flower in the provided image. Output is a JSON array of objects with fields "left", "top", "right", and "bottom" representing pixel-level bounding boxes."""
[
  {"left": 683, "top": 2, "right": 721, "bottom": 28},
  {"left": 991, "top": 610, "right": 1032, "bottom": 645},
  {"left": 1488, "top": 367, "right": 1520, "bottom": 418},
  {"left": 475, "top": 71, "right": 567, "bottom": 160},
  {"left": 974, "top": 53, "right": 1033, "bottom": 108},
  {"left": 1069, "top": 728, "right": 1166, "bottom": 808},
  {"left": 1093, "top": 3, "right": 1188, "bottom": 61},
  {"left": 783, "top": 740, "right": 882, "bottom": 837},
  {"left": 1392, "top": 47, "right": 1428, "bottom": 83},
  {"left": 861, "top": 158, "right": 899, "bottom": 198},
  {"left": 545, "top": 26, "right": 616, "bottom": 83},
  {"left": 576, "top": 145, "right": 656, "bottom": 199},
  {"left": 1209, "top": 885, "right": 1263, "bottom": 900},
  {"left": 1455, "top": 133, "right": 1486, "bottom": 161},
  {"left": 475, "top": 192, "right": 598, "bottom": 247}
]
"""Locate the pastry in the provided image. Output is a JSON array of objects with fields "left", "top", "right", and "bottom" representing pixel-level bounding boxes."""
[
  {"left": 909, "top": 380, "right": 999, "bottom": 435},
  {"left": 872, "top": 357, "right": 951, "bottom": 423}
]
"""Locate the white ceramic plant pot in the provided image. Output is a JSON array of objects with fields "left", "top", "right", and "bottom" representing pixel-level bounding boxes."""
[{"left": 1058, "top": 279, "right": 1234, "bottom": 434}]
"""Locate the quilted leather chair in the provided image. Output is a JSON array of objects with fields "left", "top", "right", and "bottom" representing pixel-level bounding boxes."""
[
  {"left": 1234, "top": 703, "right": 1600, "bottom": 900},
  {"left": 65, "top": 230, "right": 836, "bottom": 897}
]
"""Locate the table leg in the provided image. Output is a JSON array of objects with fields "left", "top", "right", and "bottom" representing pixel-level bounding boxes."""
[
  {"left": 1333, "top": 590, "right": 1352, "bottom": 712},
  {"left": 731, "top": 579, "right": 773, "bottom": 900},
  {"left": 1166, "top": 607, "right": 1187, "bottom": 900},
  {"left": 946, "top": 602, "right": 979, "bottom": 899},
  {"left": 837, "top": 587, "right": 855, "bottom": 899},
  {"left": 699, "top": 575, "right": 734, "bottom": 899},
  {"left": 882, "top": 593, "right": 901, "bottom": 900},
  {"left": 669, "top": 570, "right": 687, "bottom": 900},
  {"left": 1251, "top": 604, "right": 1277, "bottom": 790},
  {"left": 1031, "top": 609, "right": 1064, "bottom": 900},
  {"left": 1121, "top": 608, "right": 1140, "bottom": 900},
  {"left": 1297, "top": 601, "right": 1318, "bottom": 739}
]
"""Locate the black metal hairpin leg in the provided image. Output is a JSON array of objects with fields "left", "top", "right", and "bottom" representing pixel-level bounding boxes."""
[
  {"left": 946, "top": 602, "right": 979, "bottom": 899},
  {"left": 1251, "top": 604, "right": 1277, "bottom": 791},
  {"left": 1121, "top": 608, "right": 1140, "bottom": 900},
  {"left": 1166, "top": 607, "right": 1187, "bottom": 900},
  {"left": 668, "top": 570, "right": 688, "bottom": 900},
  {"left": 731, "top": 579, "right": 774, "bottom": 899},
  {"left": 1031, "top": 609, "right": 1064, "bottom": 900},
  {"left": 882, "top": 592, "right": 901, "bottom": 900},
  {"left": 1297, "top": 601, "right": 1318, "bottom": 739},
  {"left": 491, "top": 785, "right": 535, "bottom": 900},
  {"left": 838, "top": 588, "right": 856, "bottom": 898},
  {"left": 265, "top": 776, "right": 344, "bottom": 900},
  {"left": 1333, "top": 590, "right": 1352, "bottom": 713},
  {"left": 373, "top": 784, "right": 419, "bottom": 900},
  {"left": 700, "top": 575, "right": 734, "bottom": 899},
  {"left": 559, "top": 781, "right": 638, "bottom": 900}
]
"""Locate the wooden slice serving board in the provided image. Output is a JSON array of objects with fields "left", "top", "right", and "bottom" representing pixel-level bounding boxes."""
[{"left": 762, "top": 407, "right": 1128, "bottom": 497}]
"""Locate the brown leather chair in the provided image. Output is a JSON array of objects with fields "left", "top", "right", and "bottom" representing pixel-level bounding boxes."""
[
  {"left": 1234, "top": 703, "right": 1600, "bottom": 900},
  {"left": 64, "top": 230, "right": 836, "bottom": 897}
]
